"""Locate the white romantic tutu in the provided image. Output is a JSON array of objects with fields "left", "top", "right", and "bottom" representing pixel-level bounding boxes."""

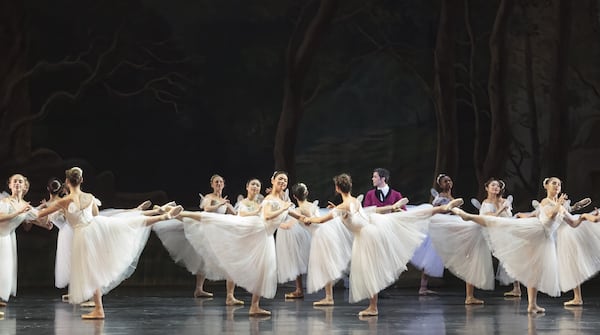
[
  {"left": 183, "top": 211, "right": 280, "bottom": 298},
  {"left": 338, "top": 204, "right": 428, "bottom": 303},
  {"left": 305, "top": 216, "right": 353, "bottom": 294},
  {"left": 152, "top": 219, "right": 207, "bottom": 276},
  {"left": 409, "top": 205, "right": 444, "bottom": 278},
  {"left": 51, "top": 212, "right": 73, "bottom": 289},
  {"left": 275, "top": 219, "right": 311, "bottom": 283},
  {"left": 429, "top": 214, "right": 494, "bottom": 290},
  {"left": 66, "top": 201, "right": 151, "bottom": 304},
  {"left": 0, "top": 203, "right": 37, "bottom": 301},
  {"left": 478, "top": 215, "right": 561, "bottom": 296}
]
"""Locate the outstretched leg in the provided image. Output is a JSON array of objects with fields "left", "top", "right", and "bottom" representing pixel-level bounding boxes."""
[
  {"left": 194, "top": 273, "right": 213, "bottom": 298},
  {"left": 81, "top": 289, "right": 105, "bottom": 319},
  {"left": 452, "top": 208, "right": 488, "bottom": 227},
  {"left": 143, "top": 206, "right": 183, "bottom": 226}
]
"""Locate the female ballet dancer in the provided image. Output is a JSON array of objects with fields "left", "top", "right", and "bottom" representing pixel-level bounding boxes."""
[
  {"left": 49, "top": 178, "right": 156, "bottom": 306},
  {"left": 451, "top": 177, "right": 600, "bottom": 313},
  {"left": 410, "top": 174, "right": 448, "bottom": 295},
  {"left": 292, "top": 182, "right": 353, "bottom": 306},
  {"left": 36, "top": 167, "right": 182, "bottom": 319},
  {"left": 477, "top": 178, "right": 521, "bottom": 297},
  {"left": 179, "top": 171, "right": 305, "bottom": 315},
  {"left": 236, "top": 179, "right": 263, "bottom": 217},
  {"left": 0, "top": 174, "right": 52, "bottom": 309},
  {"left": 428, "top": 174, "right": 494, "bottom": 305},
  {"left": 303, "top": 174, "right": 463, "bottom": 316},
  {"left": 275, "top": 181, "right": 311, "bottom": 300},
  {"left": 199, "top": 174, "right": 242, "bottom": 304}
]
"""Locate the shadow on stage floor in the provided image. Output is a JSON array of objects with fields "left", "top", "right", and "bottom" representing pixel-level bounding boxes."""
[{"left": 1, "top": 284, "right": 599, "bottom": 334}]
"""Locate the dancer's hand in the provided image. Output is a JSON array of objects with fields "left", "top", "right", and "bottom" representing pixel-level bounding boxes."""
[{"left": 327, "top": 201, "right": 335, "bottom": 209}]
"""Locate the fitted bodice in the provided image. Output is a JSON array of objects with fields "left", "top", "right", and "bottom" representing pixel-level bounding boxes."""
[
  {"left": 261, "top": 199, "right": 289, "bottom": 235},
  {"left": 334, "top": 201, "right": 372, "bottom": 234},
  {"left": 479, "top": 200, "right": 513, "bottom": 217},
  {"left": 64, "top": 201, "right": 96, "bottom": 229},
  {"left": 537, "top": 202, "right": 569, "bottom": 239},
  {"left": 201, "top": 197, "right": 228, "bottom": 214},
  {"left": 0, "top": 201, "right": 37, "bottom": 236},
  {"left": 432, "top": 195, "right": 451, "bottom": 207}
]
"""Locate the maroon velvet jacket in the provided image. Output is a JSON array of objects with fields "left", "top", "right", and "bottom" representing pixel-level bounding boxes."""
[{"left": 363, "top": 188, "right": 406, "bottom": 210}]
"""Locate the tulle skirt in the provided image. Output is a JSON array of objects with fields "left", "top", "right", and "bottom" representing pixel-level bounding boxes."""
[
  {"left": 275, "top": 221, "right": 311, "bottom": 283},
  {"left": 306, "top": 217, "right": 353, "bottom": 294},
  {"left": 481, "top": 216, "right": 560, "bottom": 296},
  {"left": 348, "top": 209, "right": 428, "bottom": 303},
  {"left": 555, "top": 219, "right": 600, "bottom": 292},
  {"left": 68, "top": 214, "right": 151, "bottom": 304},
  {"left": 429, "top": 214, "right": 494, "bottom": 290},
  {"left": 0, "top": 232, "right": 17, "bottom": 301},
  {"left": 55, "top": 224, "right": 73, "bottom": 289},
  {"left": 152, "top": 219, "right": 206, "bottom": 276},
  {"left": 183, "top": 213, "right": 278, "bottom": 298}
]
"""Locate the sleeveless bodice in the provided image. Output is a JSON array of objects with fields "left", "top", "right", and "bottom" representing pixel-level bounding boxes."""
[
  {"left": 432, "top": 195, "right": 451, "bottom": 207},
  {"left": 334, "top": 201, "right": 371, "bottom": 234},
  {"left": 0, "top": 201, "right": 36, "bottom": 236},
  {"left": 261, "top": 199, "right": 289, "bottom": 235},
  {"left": 479, "top": 200, "right": 513, "bottom": 217},
  {"left": 64, "top": 201, "right": 95, "bottom": 229},
  {"left": 537, "top": 202, "right": 567, "bottom": 240},
  {"left": 202, "top": 198, "right": 228, "bottom": 214}
]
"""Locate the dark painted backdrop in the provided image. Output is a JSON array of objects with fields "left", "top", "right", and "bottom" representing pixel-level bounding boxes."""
[{"left": 2, "top": 0, "right": 600, "bottom": 288}]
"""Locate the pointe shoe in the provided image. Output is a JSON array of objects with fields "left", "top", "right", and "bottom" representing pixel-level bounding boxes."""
[
  {"left": 0, "top": 301, "right": 6, "bottom": 307},
  {"left": 165, "top": 205, "right": 183, "bottom": 219},
  {"left": 419, "top": 288, "right": 438, "bottom": 296},
  {"left": 137, "top": 200, "right": 152, "bottom": 211},
  {"left": 393, "top": 198, "right": 409, "bottom": 210},
  {"left": 313, "top": 299, "right": 334, "bottom": 306},
  {"left": 81, "top": 311, "right": 105, "bottom": 319},
  {"left": 358, "top": 309, "right": 378, "bottom": 317},
  {"left": 226, "top": 297, "right": 244, "bottom": 306},
  {"left": 564, "top": 299, "right": 583, "bottom": 307},
  {"left": 503, "top": 290, "right": 521, "bottom": 297},
  {"left": 80, "top": 300, "right": 96, "bottom": 308},
  {"left": 571, "top": 198, "right": 591, "bottom": 212},
  {"left": 451, "top": 207, "right": 471, "bottom": 221},
  {"left": 0, "top": 310, "right": 3, "bottom": 318},
  {"left": 527, "top": 305, "right": 545, "bottom": 314},
  {"left": 465, "top": 297, "right": 484, "bottom": 305},
  {"left": 158, "top": 201, "right": 177, "bottom": 213},
  {"left": 193, "top": 289, "right": 214, "bottom": 298},
  {"left": 443, "top": 198, "right": 464, "bottom": 211},
  {"left": 284, "top": 292, "right": 304, "bottom": 299},
  {"left": 61, "top": 294, "right": 69, "bottom": 302},
  {"left": 248, "top": 308, "right": 271, "bottom": 316}
]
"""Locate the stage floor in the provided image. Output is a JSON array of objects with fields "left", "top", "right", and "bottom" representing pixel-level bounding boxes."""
[{"left": 0, "top": 285, "right": 598, "bottom": 334}]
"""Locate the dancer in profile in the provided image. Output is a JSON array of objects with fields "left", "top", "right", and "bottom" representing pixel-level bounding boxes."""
[
  {"left": 428, "top": 174, "right": 494, "bottom": 305},
  {"left": 451, "top": 177, "right": 600, "bottom": 313},
  {"left": 179, "top": 171, "right": 306, "bottom": 315},
  {"left": 36, "top": 167, "right": 182, "bottom": 319},
  {"left": 0, "top": 174, "right": 52, "bottom": 310},
  {"left": 303, "top": 174, "right": 463, "bottom": 316},
  {"left": 477, "top": 178, "right": 521, "bottom": 297},
  {"left": 292, "top": 182, "right": 353, "bottom": 306}
]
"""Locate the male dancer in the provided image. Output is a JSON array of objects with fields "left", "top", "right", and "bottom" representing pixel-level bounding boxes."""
[
  {"left": 363, "top": 168, "right": 406, "bottom": 298},
  {"left": 363, "top": 168, "right": 406, "bottom": 211}
]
